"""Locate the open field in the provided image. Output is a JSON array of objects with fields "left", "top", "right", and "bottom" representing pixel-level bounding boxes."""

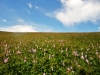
[{"left": 0, "top": 32, "right": 100, "bottom": 75}]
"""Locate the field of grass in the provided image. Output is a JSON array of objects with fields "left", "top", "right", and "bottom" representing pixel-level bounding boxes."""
[{"left": 0, "top": 32, "right": 100, "bottom": 75}]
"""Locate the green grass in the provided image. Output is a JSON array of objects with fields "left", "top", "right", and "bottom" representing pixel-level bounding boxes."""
[{"left": 0, "top": 32, "right": 100, "bottom": 75}]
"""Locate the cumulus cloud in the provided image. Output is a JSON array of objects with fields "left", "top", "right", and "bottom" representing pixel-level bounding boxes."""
[
  {"left": 0, "top": 25, "right": 37, "bottom": 32},
  {"left": 53, "top": 0, "right": 100, "bottom": 26},
  {"left": 28, "top": 3, "right": 32, "bottom": 8}
]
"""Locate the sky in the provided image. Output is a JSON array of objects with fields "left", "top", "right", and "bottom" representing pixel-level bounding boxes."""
[{"left": 0, "top": 0, "right": 100, "bottom": 32}]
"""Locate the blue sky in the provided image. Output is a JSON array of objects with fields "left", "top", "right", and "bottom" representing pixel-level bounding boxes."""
[{"left": 0, "top": 0, "right": 100, "bottom": 32}]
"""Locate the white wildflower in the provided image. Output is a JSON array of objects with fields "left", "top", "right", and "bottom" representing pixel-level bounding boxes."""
[
  {"left": 81, "top": 55, "right": 84, "bottom": 60},
  {"left": 43, "top": 73, "right": 46, "bottom": 75}
]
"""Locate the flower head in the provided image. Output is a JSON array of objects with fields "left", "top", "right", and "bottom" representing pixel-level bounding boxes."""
[
  {"left": 17, "top": 51, "right": 22, "bottom": 54},
  {"left": 24, "top": 59, "right": 26, "bottom": 63},
  {"left": 32, "top": 49, "right": 37, "bottom": 53},
  {"left": 4, "top": 57, "right": 9, "bottom": 63}
]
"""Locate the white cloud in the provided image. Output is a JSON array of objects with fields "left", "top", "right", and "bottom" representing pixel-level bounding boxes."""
[
  {"left": 2, "top": 19, "right": 6, "bottom": 22},
  {"left": 35, "top": 6, "right": 39, "bottom": 9},
  {"left": 0, "top": 17, "right": 53, "bottom": 32},
  {"left": 28, "top": 3, "right": 32, "bottom": 8},
  {"left": 53, "top": 0, "right": 100, "bottom": 26},
  {"left": 24, "top": 8, "right": 30, "bottom": 14},
  {"left": 0, "top": 25, "right": 37, "bottom": 32},
  {"left": 45, "top": 13, "right": 53, "bottom": 17},
  {"left": 18, "top": 19, "right": 24, "bottom": 22}
]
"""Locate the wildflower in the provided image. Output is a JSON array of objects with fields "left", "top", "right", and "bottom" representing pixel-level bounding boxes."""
[
  {"left": 62, "top": 62, "right": 65, "bottom": 66},
  {"left": 66, "top": 53, "right": 68, "bottom": 57},
  {"left": 85, "top": 55, "right": 87, "bottom": 58},
  {"left": 86, "top": 59, "right": 89, "bottom": 64},
  {"left": 43, "top": 49, "right": 46, "bottom": 52},
  {"left": 37, "top": 46, "right": 38, "bottom": 48},
  {"left": 81, "top": 55, "right": 84, "bottom": 60},
  {"left": 51, "top": 67, "right": 54, "bottom": 71},
  {"left": 78, "top": 65, "right": 80, "bottom": 67},
  {"left": 87, "top": 48, "right": 89, "bottom": 51},
  {"left": 98, "top": 55, "right": 100, "bottom": 59},
  {"left": 24, "top": 59, "right": 26, "bottom": 63},
  {"left": 33, "top": 59, "right": 37, "bottom": 63},
  {"left": 73, "top": 51, "right": 78, "bottom": 56},
  {"left": 70, "top": 66, "right": 72, "bottom": 70},
  {"left": 90, "top": 57, "right": 93, "bottom": 60},
  {"left": 43, "top": 73, "right": 46, "bottom": 75},
  {"left": 4, "top": 47, "right": 7, "bottom": 51},
  {"left": 17, "top": 51, "right": 21, "bottom": 54},
  {"left": 49, "top": 54, "right": 51, "bottom": 59},
  {"left": 67, "top": 67, "right": 71, "bottom": 73},
  {"left": 61, "top": 50, "right": 64, "bottom": 53},
  {"left": 24, "top": 57, "right": 26, "bottom": 63},
  {"left": 32, "top": 49, "right": 37, "bottom": 53},
  {"left": 5, "top": 44, "right": 7, "bottom": 47},
  {"left": 8, "top": 50, "right": 10, "bottom": 53},
  {"left": 66, "top": 48, "right": 68, "bottom": 51},
  {"left": 72, "top": 71, "right": 75, "bottom": 73},
  {"left": 44, "top": 52, "right": 46, "bottom": 56},
  {"left": 96, "top": 51, "right": 98, "bottom": 55},
  {"left": 4, "top": 57, "right": 9, "bottom": 63},
  {"left": 6, "top": 53, "right": 9, "bottom": 56},
  {"left": 52, "top": 54, "right": 54, "bottom": 57}
]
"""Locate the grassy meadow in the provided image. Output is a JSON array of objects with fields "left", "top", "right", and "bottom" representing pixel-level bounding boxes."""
[{"left": 0, "top": 32, "right": 100, "bottom": 75}]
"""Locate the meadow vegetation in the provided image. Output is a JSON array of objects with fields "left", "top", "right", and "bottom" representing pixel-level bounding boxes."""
[{"left": 0, "top": 32, "right": 100, "bottom": 75}]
